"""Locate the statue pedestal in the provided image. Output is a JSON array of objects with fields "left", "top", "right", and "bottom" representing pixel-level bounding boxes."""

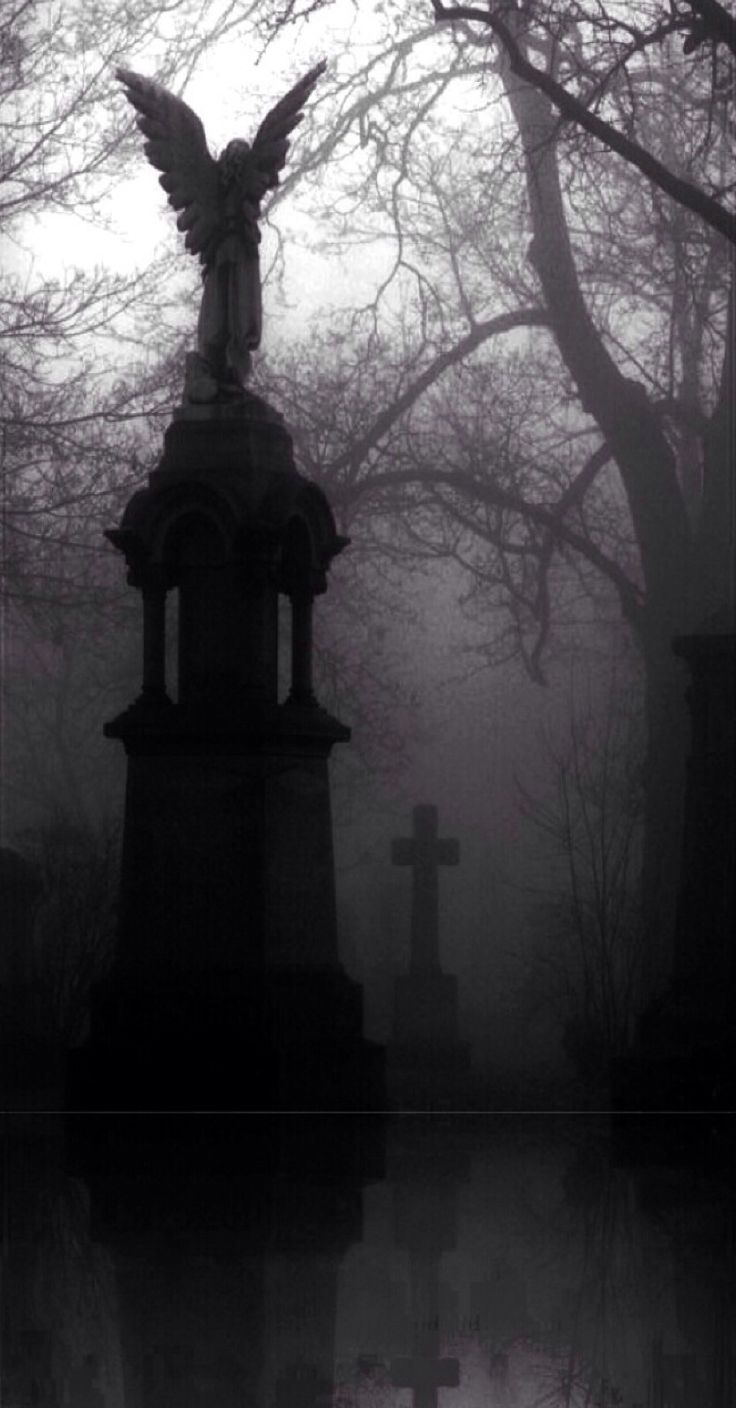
[{"left": 66, "top": 399, "right": 384, "bottom": 1111}]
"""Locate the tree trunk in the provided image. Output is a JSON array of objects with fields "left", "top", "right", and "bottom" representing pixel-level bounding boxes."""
[
  {"left": 698, "top": 268, "right": 735, "bottom": 627},
  {"left": 499, "top": 48, "right": 697, "bottom": 989}
]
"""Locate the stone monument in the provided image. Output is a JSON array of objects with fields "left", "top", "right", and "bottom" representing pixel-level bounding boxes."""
[
  {"left": 613, "top": 625, "right": 735, "bottom": 1108},
  {"left": 0, "top": 848, "right": 60, "bottom": 1108},
  {"left": 388, "top": 804, "right": 473, "bottom": 1108},
  {"left": 66, "top": 64, "right": 384, "bottom": 1110}
]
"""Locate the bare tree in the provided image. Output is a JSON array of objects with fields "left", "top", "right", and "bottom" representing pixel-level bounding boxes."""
[
  {"left": 519, "top": 670, "right": 647, "bottom": 1073},
  {"left": 252, "top": 0, "right": 733, "bottom": 987}
]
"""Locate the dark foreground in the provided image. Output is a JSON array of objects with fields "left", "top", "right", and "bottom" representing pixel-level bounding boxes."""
[{"left": 1, "top": 1109, "right": 734, "bottom": 1405}]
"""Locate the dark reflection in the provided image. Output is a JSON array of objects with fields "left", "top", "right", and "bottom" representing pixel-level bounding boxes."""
[{"left": 1, "top": 1114, "right": 734, "bottom": 1406}]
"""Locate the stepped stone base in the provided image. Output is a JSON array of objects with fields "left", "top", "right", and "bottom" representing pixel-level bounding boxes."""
[
  {"left": 66, "top": 965, "right": 386, "bottom": 1111},
  {"left": 388, "top": 1039, "right": 475, "bottom": 1111},
  {"left": 388, "top": 968, "right": 476, "bottom": 1109},
  {"left": 393, "top": 970, "right": 460, "bottom": 1045},
  {"left": 611, "top": 981, "right": 736, "bottom": 1110}
]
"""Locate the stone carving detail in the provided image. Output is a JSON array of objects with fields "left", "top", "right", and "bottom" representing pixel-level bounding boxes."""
[{"left": 117, "top": 61, "right": 325, "bottom": 398}]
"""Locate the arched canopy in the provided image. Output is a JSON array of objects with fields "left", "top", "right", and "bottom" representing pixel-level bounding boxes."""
[{"left": 107, "top": 465, "right": 348, "bottom": 592}]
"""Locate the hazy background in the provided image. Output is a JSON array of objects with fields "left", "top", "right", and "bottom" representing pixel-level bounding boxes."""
[{"left": 1, "top": 0, "right": 731, "bottom": 1099}]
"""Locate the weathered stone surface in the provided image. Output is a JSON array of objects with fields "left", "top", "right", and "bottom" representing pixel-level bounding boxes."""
[{"left": 117, "top": 63, "right": 326, "bottom": 394}]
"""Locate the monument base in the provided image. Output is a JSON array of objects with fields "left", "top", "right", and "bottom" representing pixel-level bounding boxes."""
[
  {"left": 611, "top": 979, "right": 736, "bottom": 1110},
  {"left": 393, "top": 970, "right": 460, "bottom": 1045},
  {"left": 388, "top": 1039, "right": 474, "bottom": 1111},
  {"left": 388, "top": 969, "right": 475, "bottom": 1109},
  {"left": 0, "top": 986, "right": 64, "bottom": 1111},
  {"left": 66, "top": 965, "right": 386, "bottom": 1111}
]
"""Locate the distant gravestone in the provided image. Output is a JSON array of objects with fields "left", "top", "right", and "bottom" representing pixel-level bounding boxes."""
[
  {"left": 356, "top": 1119, "right": 470, "bottom": 1408},
  {"left": 0, "top": 848, "right": 59, "bottom": 1106},
  {"left": 391, "top": 1352, "right": 459, "bottom": 1408},
  {"left": 389, "top": 805, "right": 473, "bottom": 1108},
  {"left": 392, "top": 804, "right": 459, "bottom": 973}
]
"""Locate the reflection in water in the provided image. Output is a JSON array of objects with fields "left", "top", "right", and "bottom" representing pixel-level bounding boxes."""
[{"left": 0, "top": 1114, "right": 733, "bottom": 1406}]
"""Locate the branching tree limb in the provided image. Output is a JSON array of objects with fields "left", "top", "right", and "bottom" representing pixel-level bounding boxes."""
[{"left": 432, "top": 0, "right": 736, "bottom": 245}]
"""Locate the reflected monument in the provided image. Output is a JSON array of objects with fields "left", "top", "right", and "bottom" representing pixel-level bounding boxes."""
[{"left": 2, "top": 1113, "right": 734, "bottom": 1405}]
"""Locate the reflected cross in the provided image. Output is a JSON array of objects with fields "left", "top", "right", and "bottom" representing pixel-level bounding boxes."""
[{"left": 391, "top": 1352, "right": 460, "bottom": 1408}]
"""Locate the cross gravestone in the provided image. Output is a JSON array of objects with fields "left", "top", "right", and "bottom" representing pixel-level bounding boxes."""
[
  {"left": 356, "top": 1120, "right": 469, "bottom": 1408},
  {"left": 392, "top": 805, "right": 459, "bottom": 974},
  {"left": 389, "top": 805, "right": 473, "bottom": 1107},
  {"left": 391, "top": 1351, "right": 459, "bottom": 1408}
]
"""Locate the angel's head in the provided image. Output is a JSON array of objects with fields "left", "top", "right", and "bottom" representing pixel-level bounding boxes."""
[
  {"left": 223, "top": 138, "right": 251, "bottom": 160},
  {"left": 220, "top": 138, "right": 252, "bottom": 187}
]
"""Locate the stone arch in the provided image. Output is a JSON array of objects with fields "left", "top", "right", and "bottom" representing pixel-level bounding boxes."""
[
  {"left": 157, "top": 495, "right": 232, "bottom": 573},
  {"left": 165, "top": 510, "right": 237, "bottom": 710}
]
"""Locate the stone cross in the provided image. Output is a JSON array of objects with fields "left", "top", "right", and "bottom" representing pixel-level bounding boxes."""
[
  {"left": 391, "top": 805, "right": 459, "bottom": 973},
  {"left": 391, "top": 1352, "right": 460, "bottom": 1408}
]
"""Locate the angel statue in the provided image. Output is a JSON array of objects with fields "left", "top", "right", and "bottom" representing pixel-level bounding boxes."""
[{"left": 117, "top": 61, "right": 326, "bottom": 401}]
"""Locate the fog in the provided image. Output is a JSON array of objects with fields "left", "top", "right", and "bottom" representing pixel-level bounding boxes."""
[
  {"left": 3, "top": 1112, "right": 734, "bottom": 1404},
  {"left": 1, "top": 0, "right": 733, "bottom": 1397}
]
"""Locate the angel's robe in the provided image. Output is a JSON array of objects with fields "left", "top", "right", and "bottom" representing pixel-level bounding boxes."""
[{"left": 196, "top": 199, "right": 262, "bottom": 385}]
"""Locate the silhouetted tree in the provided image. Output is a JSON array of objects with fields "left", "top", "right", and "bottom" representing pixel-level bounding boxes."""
[
  {"left": 256, "top": 0, "right": 734, "bottom": 985},
  {"left": 519, "top": 670, "right": 647, "bottom": 1072}
]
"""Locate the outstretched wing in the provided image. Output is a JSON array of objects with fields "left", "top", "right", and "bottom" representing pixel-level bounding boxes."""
[
  {"left": 116, "top": 68, "right": 221, "bottom": 260},
  {"left": 248, "top": 60, "right": 326, "bottom": 198}
]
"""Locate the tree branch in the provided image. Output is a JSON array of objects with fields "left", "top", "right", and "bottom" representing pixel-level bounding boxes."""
[
  {"left": 342, "top": 464, "right": 644, "bottom": 623},
  {"left": 432, "top": 1, "right": 736, "bottom": 246},
  {"left": 332, "top": 306, "right": 550, "bottom": 474}
]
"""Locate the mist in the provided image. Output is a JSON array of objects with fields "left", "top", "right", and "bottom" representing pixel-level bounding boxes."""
[{"left": 1, "top": 0, "right": 734, "bottom": 1401}]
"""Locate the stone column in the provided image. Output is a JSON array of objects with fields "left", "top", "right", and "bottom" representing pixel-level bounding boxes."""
[
  {"left": 140, "top": 572, "right": 168, "bottom": 702},
  {"left": 289, "top": 584, "right": 316, "bottom": 707}
]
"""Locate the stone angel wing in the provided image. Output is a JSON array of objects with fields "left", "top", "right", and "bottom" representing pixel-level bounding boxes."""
[
  {"left": 116, "top": 62, "right": 326, "bottom": 259},
  {"left": 246, "top": 59, "right": 327, "bottom": 200},
  {"left": 116, "top": 68, "right": 221, "bottom": 262}
]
